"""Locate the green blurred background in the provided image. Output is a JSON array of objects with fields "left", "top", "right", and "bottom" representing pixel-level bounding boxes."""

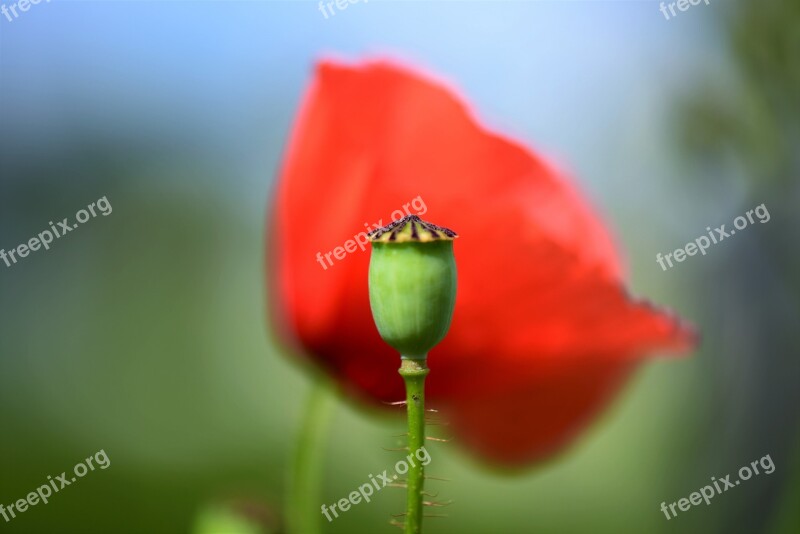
[{"left": 1, "top": 1, "right": 798, "bottom": 533}]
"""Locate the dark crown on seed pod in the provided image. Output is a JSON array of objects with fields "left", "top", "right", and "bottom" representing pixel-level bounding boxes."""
[{"left": 368, "top": 215, "right": 458, "bottom": 243}]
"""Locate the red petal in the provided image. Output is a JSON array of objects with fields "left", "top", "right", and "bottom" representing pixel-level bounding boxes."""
[{"left": 271, "top": 59, "right": 695, "bottom": 466}]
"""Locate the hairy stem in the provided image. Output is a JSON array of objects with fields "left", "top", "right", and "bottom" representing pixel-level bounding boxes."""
[{"left": 399, "top": 357, "right": 429, "bottom": 534}]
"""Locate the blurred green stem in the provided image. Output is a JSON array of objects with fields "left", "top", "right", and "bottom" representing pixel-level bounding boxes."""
[
  {"left": 399, "top": 358, "right": 429, "bottom": 534},
  {"left": 287, "top": 380, "right": 334, "bottom": 534}
]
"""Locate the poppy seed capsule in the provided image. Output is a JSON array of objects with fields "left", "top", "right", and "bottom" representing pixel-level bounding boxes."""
[{"left": 368, "top": 215, "right": 458, "bottom": 360}]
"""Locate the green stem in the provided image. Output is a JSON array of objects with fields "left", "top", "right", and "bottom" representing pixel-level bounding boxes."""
[
  {"left": 287, "top": 381, "right": 334, "bottom": 534},
  {"left": 399, "top": 357, "right": 429, "bottom": 534}
]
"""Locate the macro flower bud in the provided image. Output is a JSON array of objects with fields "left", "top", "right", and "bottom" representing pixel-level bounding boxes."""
[{"left": 368, "top": 215, "right": 458, "bottom": 360}]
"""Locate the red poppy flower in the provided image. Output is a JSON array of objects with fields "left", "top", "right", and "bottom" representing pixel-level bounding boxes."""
[{"left": 269, "top": 60, "right": 695, "bottom": 467}]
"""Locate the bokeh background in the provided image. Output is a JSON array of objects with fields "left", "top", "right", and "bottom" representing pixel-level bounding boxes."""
[{"left": 1, "top": 1, "right": 798, "bottom": 533}]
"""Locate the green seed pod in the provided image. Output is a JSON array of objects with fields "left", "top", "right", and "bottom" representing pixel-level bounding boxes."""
[{"left": 368, "top": 215, "right": 458, "bottom": 360}]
